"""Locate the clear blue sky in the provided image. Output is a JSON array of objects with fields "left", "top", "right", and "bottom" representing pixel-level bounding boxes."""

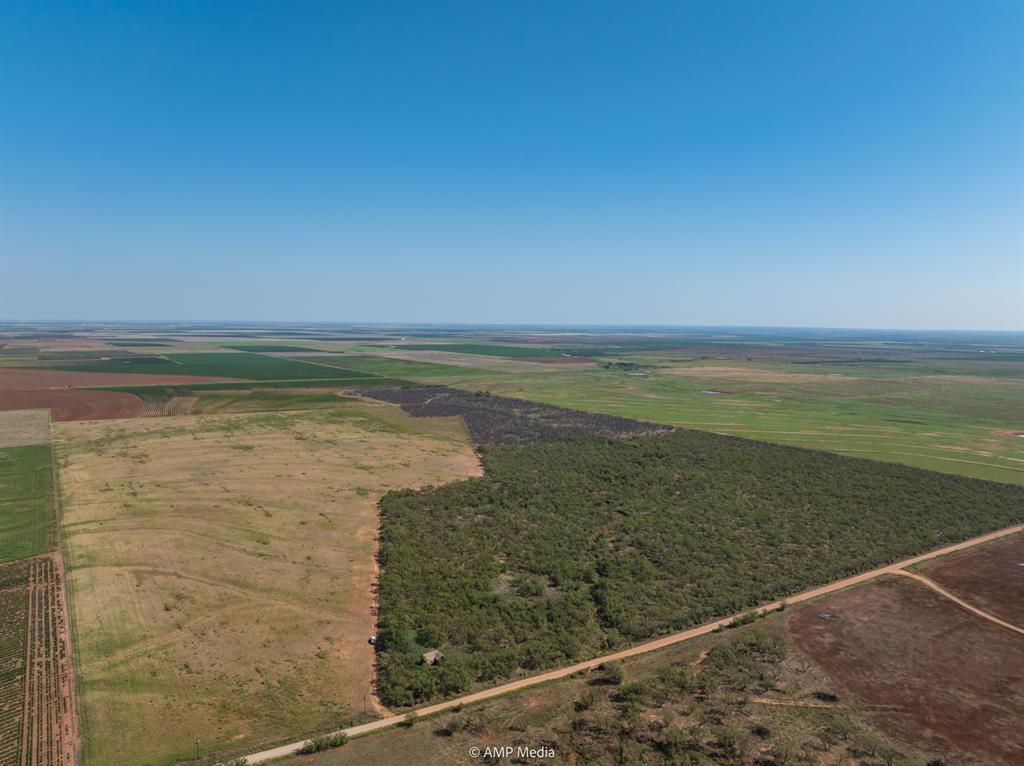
[{"left": 2, "top": 0, "right": 1021, "bottom": 329}]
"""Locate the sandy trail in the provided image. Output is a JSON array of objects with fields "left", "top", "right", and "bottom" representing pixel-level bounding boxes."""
[
  {"left": 891, "top": 569, "right": 1024, "bottom": 636},
  {"left": 240, "top": 522, "right": 1024, "bottom": 765}
]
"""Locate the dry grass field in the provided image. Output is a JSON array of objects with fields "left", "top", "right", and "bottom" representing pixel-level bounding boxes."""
[
  {"left": 0, "top": 409, "right": 51, "bottom": 448},
  {"left": 53, "top": 403, "right": 481, "bottom": 766}
]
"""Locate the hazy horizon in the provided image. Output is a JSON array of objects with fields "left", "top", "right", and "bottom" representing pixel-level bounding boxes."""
[{"left": 2, "top": 1, "right": 1022, "bottom": 331}]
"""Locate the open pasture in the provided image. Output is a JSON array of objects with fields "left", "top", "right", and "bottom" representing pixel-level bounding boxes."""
[
  {"left": 915, "top": 533, "right": 1024, "bottom": 628},
  {"left": 441, "top": 349, "right": 1024, "bottom": 484},
  {"left": 789, "top": 576, "right": 1024, "bottom": 765},
  {"left": 54, "top": 403, "right": 481, "bottom": 766},
  {"left": 388, "top": 343, "right": 569, "bottom": 358}
]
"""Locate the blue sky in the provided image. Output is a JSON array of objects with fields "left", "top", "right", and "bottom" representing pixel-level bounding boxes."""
[{"left": 1, "top": 0, "right": 1021, "bottom": 329}]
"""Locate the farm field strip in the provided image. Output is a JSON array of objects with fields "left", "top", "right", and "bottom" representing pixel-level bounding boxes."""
[
  {"left": 0, "top": 445, "right": 54, "bottom": 566},
  {"left": 237, "top": 522, "right": 1024, "bottom": 765},
  {"left": 20, "top": 555, "right": 77, "bottom": 766},
  {"left": 0, "top": 560, "right": 30, "bottom": 766}
]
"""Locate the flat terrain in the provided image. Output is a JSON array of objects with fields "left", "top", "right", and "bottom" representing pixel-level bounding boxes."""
[
  {"left": 368, "top": 402, "right": 1024, "bottom": 707},
  {"left": 0, "top": 390, "right": 144, "bottom": 422},
  {"left": 789, "top": 576, "right": 1024, "bottom": 765},
  {"left": 916, "top": 533, "right": 1024, "bottom": 628},
  {"left": 50, "top": 352, "right": 368, "bottom": 380},
  {"left": 0, "top": 367, "right": 235, "bottom": 390},
  {"left": 272, "top": 615, "right": 928, "bottom": 766},
  {"left": 0, "top": 409, "right": 51, "bottom": 448},
  {"left": 54, "top": 403, "right": 481, "bottom": 766},
  {"left": 0, "top": 444, "right": 54, "bottom": 563}
]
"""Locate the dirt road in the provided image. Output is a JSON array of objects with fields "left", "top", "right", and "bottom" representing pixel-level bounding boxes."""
[
  {"left": 892, "top": 569, "right": 1024, "bottom": 636},
  {"left": 239, "top": 522, "right": 1024, "bottom": 765}
]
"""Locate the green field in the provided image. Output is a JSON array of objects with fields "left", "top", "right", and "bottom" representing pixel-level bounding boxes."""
[
  {"left": 386, "top": 343, "right": 569, "bottom": 358},
  {"left": 339, "top": 347, "right": 1024, "bottom": 485},
  {"left": 52, "top": 351, "right": 367, "bottom": 380},
  {"left": 221, "top": 344, "right": 326, "bottom": 352},
  {"left": 289, "top": 355, "right": 498, "bottom": 381},
  {"left": 0, "top": 445, "right": 54, "bottom": 563}
]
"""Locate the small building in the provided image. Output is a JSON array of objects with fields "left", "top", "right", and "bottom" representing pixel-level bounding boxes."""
[{"left": 421, "top": 649, "right": 445, "bottom": 666}]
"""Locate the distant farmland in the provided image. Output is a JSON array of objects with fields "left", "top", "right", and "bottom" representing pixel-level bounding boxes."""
[
  {"left": 50, "top": 352, "right": 363, "bottom": 380},
  {"left": 388, "top": 343, "right": 570, "bottom": 358}
]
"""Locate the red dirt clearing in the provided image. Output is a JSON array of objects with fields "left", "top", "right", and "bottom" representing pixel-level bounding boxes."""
[
  {"left": 917, "top": 533, "right": 1024, "bottom": 629},
  {"left": 0, "top": 390, "right": 143, "bottom": 422},
  {"left": 789, "top": 576, "right": 1024, "bottom": 765},
  {"left": 0, "top": 368, "right": 236, "bottom": 391}
]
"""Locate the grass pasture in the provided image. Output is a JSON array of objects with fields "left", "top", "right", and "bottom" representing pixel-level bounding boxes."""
[
  {"left": 54, "top": 403, "right": 481, "bottom": 766},
  {"left": 388, "top": 343, "right": 569, "bottom": 358},
  {"left": 0, "top": 445, "right": 54, "bottom": 563},
  {"left": 452, "top": 355, "right": 1024, "bottom": 485}
]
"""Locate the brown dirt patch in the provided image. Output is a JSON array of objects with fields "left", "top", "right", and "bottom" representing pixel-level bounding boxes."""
[
  {"left": 788, "top": 576, "right": 1024, "bottom": 765},
  {"left": 917, "top": 534, "right": 1024, "bottom": 629},
  {"left": 0, "top": 368, "right": 236, "bottom": 391},
  {"left": 0, "top": 390, "right": 143, "bottom": 421}
]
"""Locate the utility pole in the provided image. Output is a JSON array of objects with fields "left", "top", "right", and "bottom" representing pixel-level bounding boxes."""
[{"left": 195, "top": 737, "right": 200, "bottom": 760}]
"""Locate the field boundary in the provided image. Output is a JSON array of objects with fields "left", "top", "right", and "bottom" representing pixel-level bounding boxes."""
[
  {"left": 234, "top": 521, "right": 1024, "bottom": 765},
  {"left": 48, "top": 420, "right": 82, "bottom": 766}
]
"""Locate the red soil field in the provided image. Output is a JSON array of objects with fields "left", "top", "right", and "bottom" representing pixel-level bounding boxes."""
[
  {"left": 789, "top": 576, "right": 1024, "bottom": 765},
  {"left": 0, "top": 390, "right": 143, "bottom": 422},
  {"left": 917, "top": 534, "right": 1024, "bottom": 629},
  {"left": 0, "top": 368, "right": 235, "bottom": 390}
]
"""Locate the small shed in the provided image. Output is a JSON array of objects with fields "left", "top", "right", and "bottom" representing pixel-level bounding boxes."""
[{"left": 421, "top": 649, "right": 445, "bottom": 666}]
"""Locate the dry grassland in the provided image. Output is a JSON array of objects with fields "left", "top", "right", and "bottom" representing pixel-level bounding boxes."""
[
  {"left": 0, "top": 409, "right": 51, "bottom": 447},
  {"left": 661, "top": 365, "right": 853, "bottom": 384},
  {"left": 53, "top": 403, "right": 480, "bottom": 766}
]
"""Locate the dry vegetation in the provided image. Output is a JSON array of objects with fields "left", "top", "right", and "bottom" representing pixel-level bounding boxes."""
[
  {"left": 53, "top": 403, "right": 481, "bottom": 766},
  {"left": 0, "top": 409, "right": 51, "bottom": 448}
]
